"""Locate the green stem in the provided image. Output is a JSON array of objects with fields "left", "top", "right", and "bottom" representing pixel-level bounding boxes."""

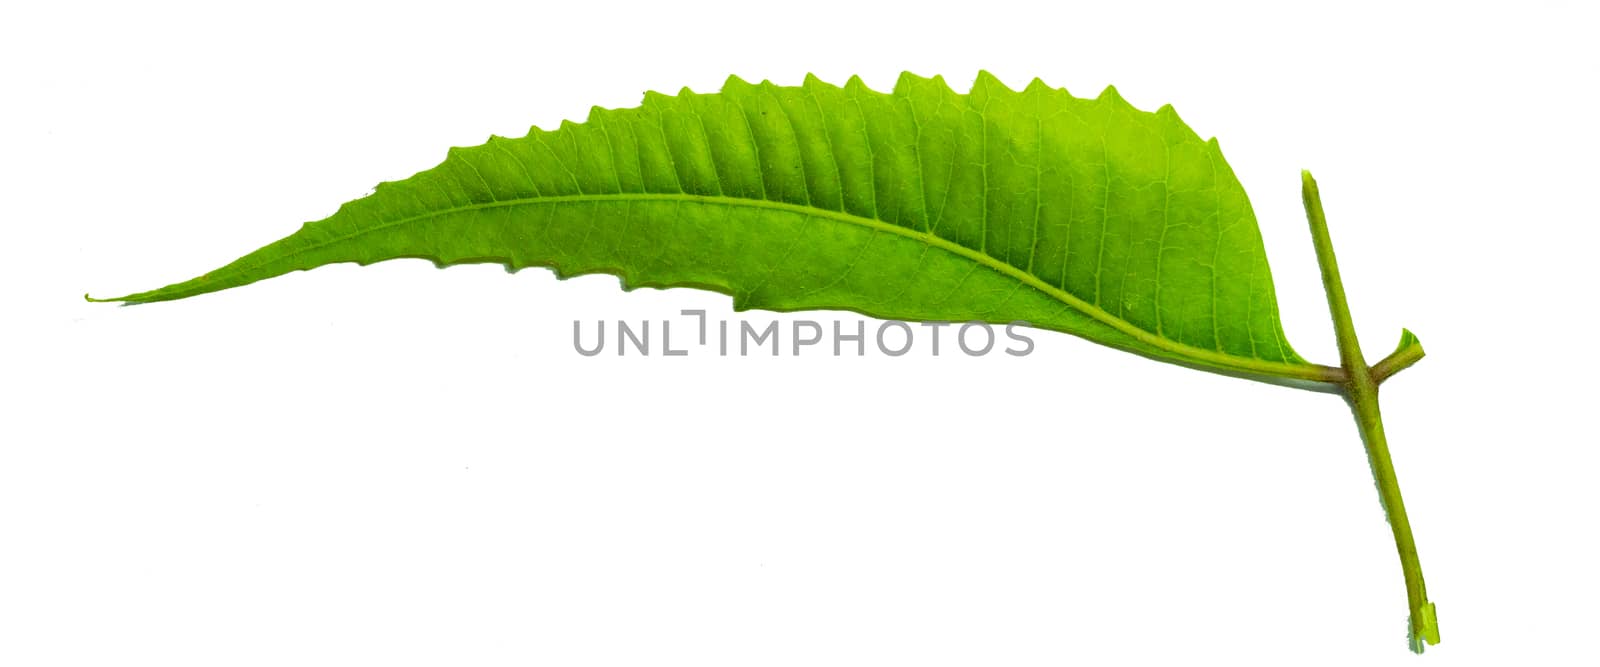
[
  {"left": 1371, "top": 333, "right": 1426, "bottom": 384},
  {"left": 1301, "top": 171, "right": 1438, "bottom": 652}
]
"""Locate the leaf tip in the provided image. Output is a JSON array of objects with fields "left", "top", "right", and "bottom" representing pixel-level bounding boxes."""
[
  {"left": 723, "top": 73, "right": 752, "bottom": 90},
  {"left": 86, "top": 292, "right": 132, "bottom": 304}
]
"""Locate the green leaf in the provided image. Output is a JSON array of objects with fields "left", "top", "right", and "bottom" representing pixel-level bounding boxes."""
[
  {"left": 91, "top": 72, "right": 1441, "bottom": 652},
  {"left": 93, "top": 71, "right": 1333, "bottom": 385}
]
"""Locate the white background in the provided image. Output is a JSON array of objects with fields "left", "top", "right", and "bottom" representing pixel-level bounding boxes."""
[{"left": 3, "top": 1, "right": 1597, "bottom": 664}]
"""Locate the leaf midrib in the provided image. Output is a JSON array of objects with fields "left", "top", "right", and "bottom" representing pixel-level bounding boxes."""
[{"left": 243, "top": 192, "right": 1339, "bottom": 383}]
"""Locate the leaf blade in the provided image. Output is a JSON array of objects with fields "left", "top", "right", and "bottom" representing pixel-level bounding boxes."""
[{"left": 95, "top": 72, "right": 1331, "bottom": 383}]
